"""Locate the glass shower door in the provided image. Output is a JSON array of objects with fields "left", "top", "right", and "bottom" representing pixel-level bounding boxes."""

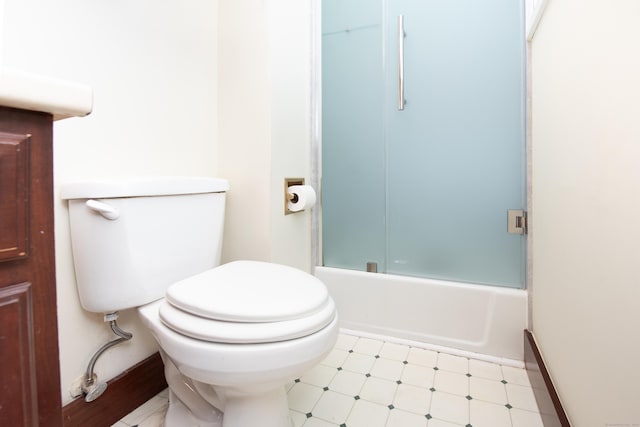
[
  {"left": 321, "top": 0, "right": 387, "bottom": 272},
  {"left": 322, "top": 0, "right": 526, "bottom": 288},
  {"left": 385, "top": 0, "right": 526, "bottom": 286}
]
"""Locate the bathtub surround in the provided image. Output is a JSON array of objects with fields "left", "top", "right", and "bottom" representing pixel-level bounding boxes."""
[{"left": 317, "top": 267, "right": 528, "bottom": 363}]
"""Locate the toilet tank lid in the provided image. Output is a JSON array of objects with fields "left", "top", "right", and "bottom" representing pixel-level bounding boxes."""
[{"left": 60, "top": 176, "right": 229, "bottom": 199}]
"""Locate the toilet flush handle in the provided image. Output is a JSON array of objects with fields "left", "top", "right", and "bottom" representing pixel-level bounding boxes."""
[{"left": 86, "top": 199, "right": 120, "bottom": 220}]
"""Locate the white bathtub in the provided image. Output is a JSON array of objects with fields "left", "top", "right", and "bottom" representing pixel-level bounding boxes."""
[{"left": 315, "top": 266, "right": 528, "bottom": 366}]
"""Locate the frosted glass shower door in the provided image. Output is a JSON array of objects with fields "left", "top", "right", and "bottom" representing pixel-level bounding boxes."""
[
  {"left": 321, "top": 0, "right": 526, "bottom": 288},
  {"left": 385, "top": 0, "right": 526, "bottom": 286},
  {"left": 321, "top": 0, "right": 387, "bottom": 272}
]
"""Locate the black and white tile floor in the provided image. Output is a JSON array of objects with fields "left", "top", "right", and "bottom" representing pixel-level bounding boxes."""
[{"left": 114, "top": 333, "right": 556, "bottom": 427}]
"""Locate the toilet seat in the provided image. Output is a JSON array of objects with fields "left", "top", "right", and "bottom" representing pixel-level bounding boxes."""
[
  {"left": 158, "top": 297, "right": 336, "bottom": 343},
  {"left": 165, "top": 260, "right": 330, "bottom": 322},
  {"left": 160, "top": 260, "right": 337, "bottom": 343}
]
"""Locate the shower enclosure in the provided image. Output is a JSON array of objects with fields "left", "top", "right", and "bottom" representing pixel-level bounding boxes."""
[{"left": 321, "top": 0, "right": 526, "bottom": 289}]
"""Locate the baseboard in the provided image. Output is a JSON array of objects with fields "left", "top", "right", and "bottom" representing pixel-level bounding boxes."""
[
  {"left": 62, "top": 352, "right": 167, "bottom": 427},
  {"left": 524, "top": 330, "right": 571, "bottom": 426}
]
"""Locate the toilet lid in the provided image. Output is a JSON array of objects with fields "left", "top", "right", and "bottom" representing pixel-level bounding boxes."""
[
  {"left": 158, "top": 297, "right": 336, "bottom": 343},
  {"left": 165, "top": 261, "right": 330, "bottom": 323}
]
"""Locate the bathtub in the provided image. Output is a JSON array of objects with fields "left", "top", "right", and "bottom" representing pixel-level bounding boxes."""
[{"left": 314, "top": 266, "right": 528, "bottom": 367}]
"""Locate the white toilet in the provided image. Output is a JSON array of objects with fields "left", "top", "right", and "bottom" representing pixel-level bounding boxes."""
[{"left": 61, "top": 176, "right": 338, "bottom": 427}]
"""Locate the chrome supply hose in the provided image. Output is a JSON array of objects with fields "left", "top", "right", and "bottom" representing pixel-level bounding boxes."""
[{"left": 81, "top": 312, "right": 133, "bottom": 402}]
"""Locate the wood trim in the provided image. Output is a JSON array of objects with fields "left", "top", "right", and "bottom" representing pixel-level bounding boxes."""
[
  {"left": 524, "top": 330, "right": 571, "bottom": 426},
  {"left": 62, "top": 352, "right": 167, "bottom": 427}
]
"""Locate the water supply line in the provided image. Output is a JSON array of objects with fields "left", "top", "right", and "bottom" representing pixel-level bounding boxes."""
[{"left": 81, "top": 311, "right": 133, "bottom": 402}]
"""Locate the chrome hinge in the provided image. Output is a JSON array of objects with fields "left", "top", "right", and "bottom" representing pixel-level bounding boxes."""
[{"left": 507, "top": 210, "right": 528, "bottom": 235}]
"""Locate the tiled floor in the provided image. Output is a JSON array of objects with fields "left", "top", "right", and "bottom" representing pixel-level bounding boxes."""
[{"left": 114, "top": 333, "right": 547, "bottom": 427}]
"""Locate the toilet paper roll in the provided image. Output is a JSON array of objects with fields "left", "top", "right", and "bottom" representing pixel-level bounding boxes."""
[{"left": 287, "top": 185, "right": 317, "bottom": 212}]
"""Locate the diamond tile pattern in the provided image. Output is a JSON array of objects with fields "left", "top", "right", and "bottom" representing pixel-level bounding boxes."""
[{"left": 114, "top": 333, "right": 545, "bottom": 427}]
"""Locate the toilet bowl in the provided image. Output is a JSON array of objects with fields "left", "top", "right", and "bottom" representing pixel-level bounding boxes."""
[
  {"left": 60, "top": 177, "right": 338, "bottom": 427},
  {"left": 139, "top": 261, "right": 338, "bottom": 427}
]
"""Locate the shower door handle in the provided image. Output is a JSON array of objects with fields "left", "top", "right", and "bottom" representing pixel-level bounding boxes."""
[{"left": 397, "top": 15, "right": 405, "bottom": 111}]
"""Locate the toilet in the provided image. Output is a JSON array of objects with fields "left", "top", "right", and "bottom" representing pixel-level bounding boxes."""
[{"left": 61, "top": 176, "right": 338, "bottom": 427}]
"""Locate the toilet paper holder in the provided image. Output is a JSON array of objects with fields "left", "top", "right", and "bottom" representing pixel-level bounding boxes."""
[{"left": 284, "top": 177, "right": 304, "bottom": 215}]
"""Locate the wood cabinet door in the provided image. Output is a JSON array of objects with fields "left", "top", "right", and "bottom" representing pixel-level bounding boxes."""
[
  {"left": 0, "top": 107, "right": 62, "bottom": 427},
  {"left": 0, "top": 130, "right": 30, "bottom": 261},
  {"left": 0, "top": 282, "right": 38, "bottom": 426}
]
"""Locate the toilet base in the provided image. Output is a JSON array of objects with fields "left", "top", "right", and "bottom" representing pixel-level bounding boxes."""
[
  {"left": 140, "top": 301, "right": 338, "bottom": 427},
  {"left": 164, "top": 384, "right": 292, "bottom": 427},
  {"left": 164, "top": 393, "right": 222, "bottom": 427},
  {"left": 219, "top": 386, "right": 291, "bottom": 427},
  {"left": 161, "top": 351, "right": 292, "bottom": 427},
  {"left": 162, "top": 356, "right": 224, "bottom": 426}
]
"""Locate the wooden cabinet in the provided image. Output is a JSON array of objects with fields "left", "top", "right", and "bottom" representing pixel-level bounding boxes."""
[{"left": 0, "top": 107, "right": 62, "bottom": 426}]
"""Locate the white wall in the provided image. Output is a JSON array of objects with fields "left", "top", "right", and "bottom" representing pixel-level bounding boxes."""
[
  {"left": 3, "top": 0, "right": 313, "bottom": 406},
  {"left": 218, "top": 0, "right": 271, "bottom": 263},
  {"left": 218, "top": 0, "right": 314, "bottom": 270},
  {"left": 2, "top": 0, "right": 219, "bottom": 404},
  {"left": 0, "top": 0, "right": 4, "bottom": 68},
  {"left": 267, "top": 0, "right": 314, "bottom": 269},
  {"left": 531, "top": 0, "right": 640, "bottom": 425}
]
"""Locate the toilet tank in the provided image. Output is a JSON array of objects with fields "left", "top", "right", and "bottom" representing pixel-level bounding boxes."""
[{"left": 61, "top": 176, "right": 228, "bottom": 313}]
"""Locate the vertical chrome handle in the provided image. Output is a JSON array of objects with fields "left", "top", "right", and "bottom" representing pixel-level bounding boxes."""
[{"left": 397, "top": 15, "right": 405, "bottom": 111}]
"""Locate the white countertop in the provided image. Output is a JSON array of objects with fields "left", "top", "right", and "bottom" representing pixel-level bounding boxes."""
[{"left": 0, "top": 68, "right": 93, "bottom": 120}]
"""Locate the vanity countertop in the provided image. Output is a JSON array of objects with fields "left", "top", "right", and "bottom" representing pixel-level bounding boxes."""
[{"left": 0, "top": 67, "right": 93, "bottom": 120}]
